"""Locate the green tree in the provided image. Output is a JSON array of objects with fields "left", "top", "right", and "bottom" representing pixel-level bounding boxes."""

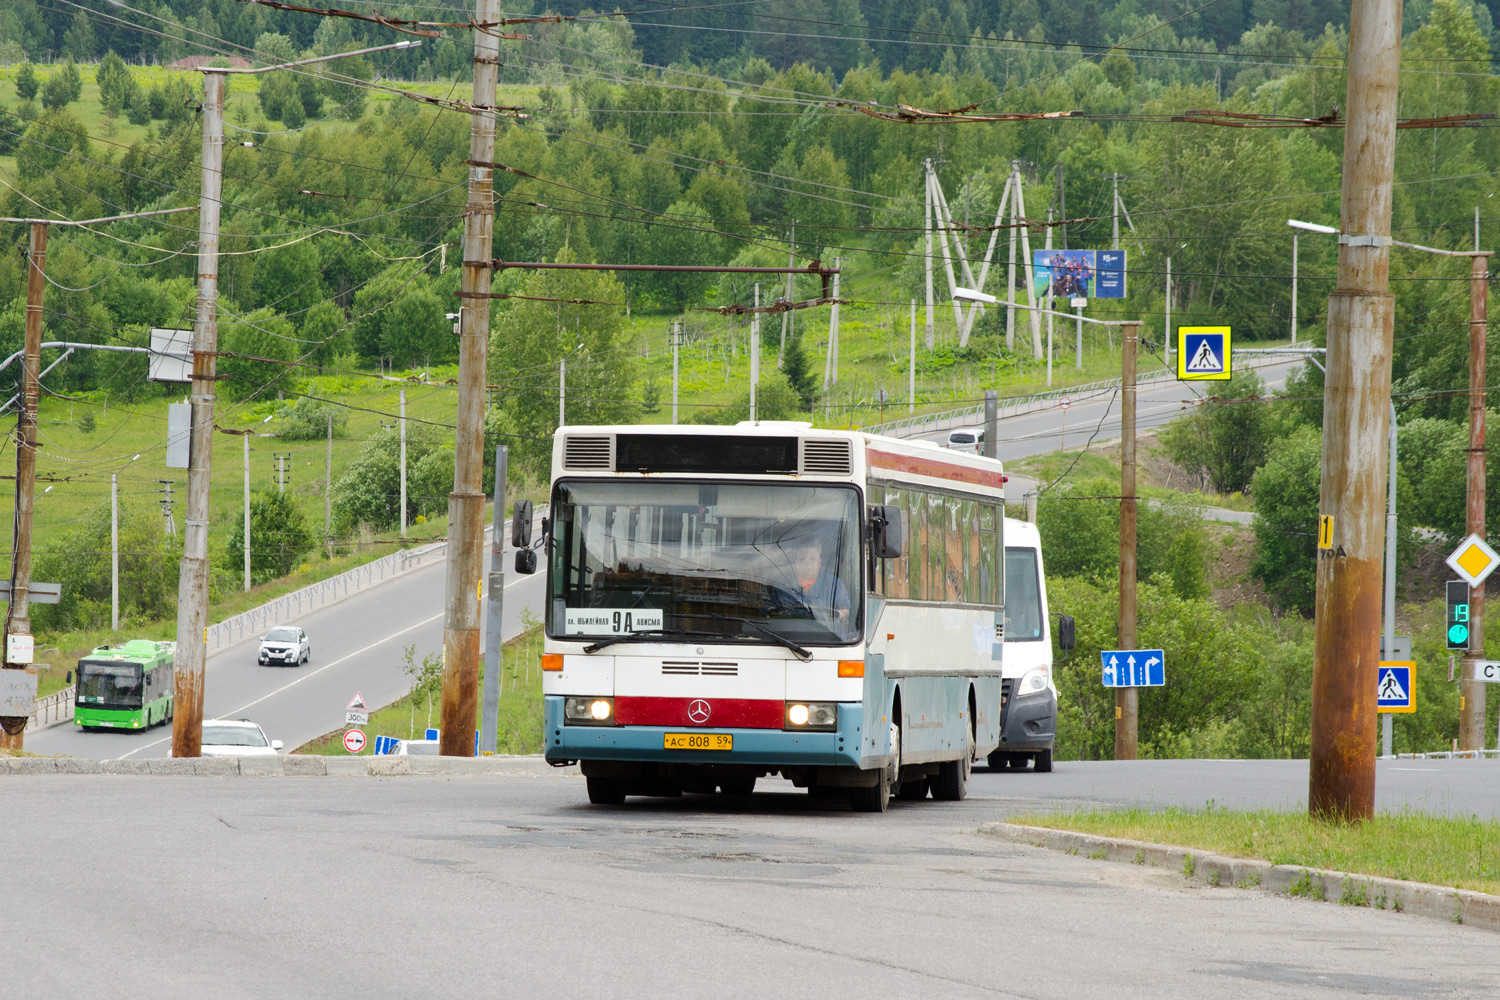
[
  {"left": 1159, "top": 370, "right": 1273, "bottom": 494},
  {"left": 272, "top": 397, "right": 348, "bottom": 441},
  {"left": 31, "top": 500, "right": 179, "bottom": 632},
  {"left": 380, "top": 284, "right": 447, "bottom": 368},
  {"left": 1250, "top": 425, "right": 1322, "bottom": 614},
  {"left": 488, "top": 255, "right": 639, "bottom": 481},
  {"left": 322, "top": 49, "right": 370, "bottom": 120},
  {"left": 14, "top": 64, "right": 38, "bottom": 102},
  {"left": 226, "top": 490, "right": 315, "bottom": 583},
  {"left": 62, "top": 11, "right": 98, "bottom": 61},
  {"left": 780, "top": 334, "right": 817, "bottom": 408},
  {"left": 39, "top": 63, "right": 83, "bottom": 110},
  {"left": 217, "top": 308, "right": 295, "bottom": 400},
  {"left": 96, "top": 52, "right": 132, "bottom": 114},
  {"left": 331, "top": 425, "right": 450, "bottom": 531}
]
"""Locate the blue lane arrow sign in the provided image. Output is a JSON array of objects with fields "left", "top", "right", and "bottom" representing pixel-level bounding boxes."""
[{"left": 1101, "top": 649, "right": 1166, "bottom": 688}]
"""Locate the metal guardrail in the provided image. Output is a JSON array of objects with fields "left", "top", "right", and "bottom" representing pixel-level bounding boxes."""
[
  {"left": 1383, "top": 750, "right": 1500, "bottom": 760},
  {"left": 206, "top": 506, "right": 546, "bottom": 650},
  {"left": 860, "top": 367, "right": 1176, "bottom": 439},
  {"left": 26, "top": 687, "right": 73, "bottom": 731}
]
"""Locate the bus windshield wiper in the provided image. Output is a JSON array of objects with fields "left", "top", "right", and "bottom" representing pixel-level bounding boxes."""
[
  {"left": 674, "top": 613, "right": 812, "bottom": 661},
  {"left": 582, "top": 628, "right": 721, "bottom": 654}
]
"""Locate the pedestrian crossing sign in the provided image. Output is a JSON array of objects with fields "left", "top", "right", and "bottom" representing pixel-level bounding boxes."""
[
  {"left": 1177, "top": 326, "right": 1231, "bottom": 381},
  {"left": 1377, "top": 662, "right": 1415, "bottom": 714}
]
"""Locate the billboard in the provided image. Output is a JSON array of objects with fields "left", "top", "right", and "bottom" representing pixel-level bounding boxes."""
[
  {"left": 1096, "top": 250, "right": 1127, "bottom": 298},
  {"left": 1030, "top": 250, "right": 1128, "bottom": 301},
  {"left": 1032, "top": 249, "right": 1094, "bottom": 300}
]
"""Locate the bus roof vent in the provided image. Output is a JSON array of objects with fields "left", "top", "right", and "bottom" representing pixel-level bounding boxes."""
[
  {"left": 801, "top": 438, "right": 852, "bottom": 476},
  {"left": 563, "top": 434, "right": 614, "bottom": 471}
]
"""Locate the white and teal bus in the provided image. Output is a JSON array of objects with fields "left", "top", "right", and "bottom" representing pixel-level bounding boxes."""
[{"left": 526, "top": 422, "right": 1061, "bottom": 811}]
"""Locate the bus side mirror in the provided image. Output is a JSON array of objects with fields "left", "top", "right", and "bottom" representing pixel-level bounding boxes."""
[
  {"left": 514, "top": 548, "right": 537, "bottom": 575},
  {"left": 870, "top": 505, "right": 903, "bottom": 559},
  {"left": 1056, "top": 615, "right": 1076, "bottom": 651},
  {"left": 512, "top": 499, "right": 533, "bottom": 547}
]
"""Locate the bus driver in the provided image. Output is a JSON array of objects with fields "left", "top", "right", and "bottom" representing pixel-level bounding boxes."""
[{"left": 777, "top": 541, "right": 851, "bottom": 626}]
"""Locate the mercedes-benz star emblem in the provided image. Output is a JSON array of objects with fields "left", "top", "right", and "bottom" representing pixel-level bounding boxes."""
[{"left": 687, "top": 699, "right": 712, "bottom": 724}]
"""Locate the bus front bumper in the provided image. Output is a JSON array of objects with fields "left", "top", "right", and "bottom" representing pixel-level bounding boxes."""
[
  {"left": 998, "top": 688, "right": 1056, "bottom": 751},
  {"left": 543, "top": 696, "right": 864, "bottom": 768}
]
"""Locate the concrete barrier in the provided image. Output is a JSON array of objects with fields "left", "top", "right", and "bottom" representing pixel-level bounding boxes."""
[{"left": 1, "top": 753, "right": 578, "bottom": 778}]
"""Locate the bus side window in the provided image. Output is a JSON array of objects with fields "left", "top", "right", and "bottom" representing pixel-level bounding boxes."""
[
  {"left": 925, "top": 491, "right": 944, "bottom": 602},
  {"left": 945, "top": 495, "right": 964, "bottom": 603},
  {"left": 963, "top": 499, "right": 980, "bottom": 603}
]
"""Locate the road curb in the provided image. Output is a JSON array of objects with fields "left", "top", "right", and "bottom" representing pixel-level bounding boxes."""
[
  {"left": 2, "top": 754, "right": 580, "bottom": 778},
  {"left": 978, "top": 822, "right": 1500, "bottom": 933}
]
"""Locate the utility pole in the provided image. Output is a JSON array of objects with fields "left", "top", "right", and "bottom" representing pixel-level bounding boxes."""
[
  {"left": 399, "top": 387, "right": 408, "bottom": 537},
  {"left": 1045, "top": 207, "right": 1054, "bottom": 388},
  {"left": 1308, "top": 0, "right": 1402, "bottom": 822},
  {"left": 983, "top": 390, "right": 998, "bottom": 460},
  {"left": 1165, "top": 256, "right": 1172, "bottom": 366},
  {"left": 159, "top": 481, "right": 177, "bottom": 537},
  {"left": 170, "top": 65, "right": 225, "bottom": 758},
  {"left": 831, "top": 259, "right": 841, "bottom": 383},
  {"left": 1056, "top": 162, "right": 1066, "bottom": 249},
  {"left": 1111, "top": 173, "right": 1122, "bottom": 250},
  {"left": 1006, "top": 168, "right": 1019, "bottom": 354},
  {"left": 1116, "top": 321, "right": 1140, "bottom": 760},
  {"left": 243, "top": 434, "right": 251, "bottom": 591},
  {"left": 671, "top": 321, "right": 680, "bottom": 424},
  {"left": 1290, "top": 233, "right": 1299, "bottom": 347},
  {"left": 1461, "top": 250, "right": 1490, "bottom": 750},
  {"left": 908, "top": 299, "right": 916, "bottom": 413},
  {"left": 273, "top": 452, "right": 289, "bottom": 494},
  {"left": 111, "top": 473, "right": 119, "bottom": 631},
  {"left": 480, "top": 445, "right": 506, "bottom": 755},
  {"left": 924, "top": 164, "right": 935, "bottom": 350},
  {"left": 324, "top": 413, "right": 333, "bottom": 554},
  {"left": 750, "top": 285, "right": 760, "bottom": 422},
  {"left": 782, "top": 221, "right": 795, "bottom": 365},
  {"left": 1, "top": 222, "right": 47, "bottom": 751},
  {"left": 438, "top": 0, "right": 501, "bottom": 759}
]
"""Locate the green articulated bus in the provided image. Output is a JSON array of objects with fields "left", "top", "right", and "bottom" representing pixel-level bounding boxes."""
[{"left": 74, "top": 640, "right": 176, "bottom": 732}]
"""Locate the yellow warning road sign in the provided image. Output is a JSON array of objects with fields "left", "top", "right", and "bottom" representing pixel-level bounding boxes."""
[{"left": 1445, "top": 533, "right": 1500, "bottom": 587}]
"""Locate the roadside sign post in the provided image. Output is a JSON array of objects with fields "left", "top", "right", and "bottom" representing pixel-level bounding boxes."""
[
  {"left": 1100, "top": 649, "right": 1165, "bottom": 688},
  {"left": 1378, "top": 636, "right": 1412, "bottom": 755},
  {"left": 1059, "top": 396, "right": 1071, "bottom": 450},
  {"left": 1176, "top": 327, "right": 1231, "bottom": 381}
]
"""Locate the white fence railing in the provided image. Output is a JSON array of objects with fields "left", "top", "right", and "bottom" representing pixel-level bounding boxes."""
[
  {"left": 26, "top": 687, "right": 73, "bottom": 731},
  {"left": 860, "top": 368, "right": 1176, "bottom": 440},
  {"left": 1384, "top": 750, "right": 1500, "bottom": 760},
  {"left": 25, "top": 505, "right": 546, "bottom": 731}
]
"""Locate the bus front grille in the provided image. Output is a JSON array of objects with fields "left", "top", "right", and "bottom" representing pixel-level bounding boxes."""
[{"left": 661, "top": 661, "right": 739, "bottom": 677}]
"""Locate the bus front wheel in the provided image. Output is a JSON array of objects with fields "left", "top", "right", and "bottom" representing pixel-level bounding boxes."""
[
  {"left": 1033, "top": 749, "right": 1053, "bottom": 773},
  {"left": 586, "top": 776, "right": 627, "bottom": 805}
]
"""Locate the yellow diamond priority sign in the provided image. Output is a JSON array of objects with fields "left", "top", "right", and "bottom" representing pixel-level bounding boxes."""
[{"left": 1445, "top": 533, "right": 1500, "bottom": 588}]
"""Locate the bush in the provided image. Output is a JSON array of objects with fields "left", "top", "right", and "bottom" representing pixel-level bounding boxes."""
[
  {"left": 1159, "top": 370, "right": 1273, "bottom": 494},
  {"left": 271, "top": 397, "right": 348, "bottom": 441},
  {"left": 1250, "top": 425, "right": 1321, "bottom": 614}
]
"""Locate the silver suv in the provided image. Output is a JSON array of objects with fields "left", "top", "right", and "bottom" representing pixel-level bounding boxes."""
[{"left": 258, "top": 626, "right": 310, "bottom": 666}]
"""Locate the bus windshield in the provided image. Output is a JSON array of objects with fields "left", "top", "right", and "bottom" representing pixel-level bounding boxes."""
[
  {"left": 1004, "top": 547, "right": 1044, "bottom": 641},
  {"left": 549, "top": 481, "right": 862, "bottom": 646},
  {"left": 77, "top": 662, "right": 144, "bottom": 708}
]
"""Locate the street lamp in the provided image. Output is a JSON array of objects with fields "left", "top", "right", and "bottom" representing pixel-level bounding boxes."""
[{"left": 1287, "top": 220, "right": 1339, "bottom": 347}]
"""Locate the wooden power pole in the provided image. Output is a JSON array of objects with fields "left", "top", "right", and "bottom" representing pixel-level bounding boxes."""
[
  {"left": 438, "top": 0, "right": 501, "bottom": 757},
  {"left": 1116, "top": 321, "right": 1139, "bottom": 760},
  {"left": 171, "top": 68, "right": 226, "bottom": 758},
  {"left": 0, "top": 223, "right": 46, "bottom": 751},
  {"left": 1308, "top": 0, "right": 1402, "bottom": 822},
  {"left": 1461, "top": 252, "right": 1490, "bottom": 749}
]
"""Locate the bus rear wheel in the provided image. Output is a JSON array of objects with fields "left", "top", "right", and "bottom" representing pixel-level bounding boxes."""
[{"left": 586, "top": 776, "right": 627, "bottom": 805}]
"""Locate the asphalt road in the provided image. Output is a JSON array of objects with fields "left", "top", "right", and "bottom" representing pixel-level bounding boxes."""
[
  {"left": 916, "top": 356, "right": 1304, "bottom": 462},
  {"left": 8, "top": 761, "right": 1496, "bottom": 1000},
  {"left": 27, "top": 536, "right": 546, "bottom": 759}
]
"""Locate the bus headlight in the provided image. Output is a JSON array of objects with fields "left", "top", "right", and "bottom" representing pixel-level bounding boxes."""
[
  {"left": 564, "top": 697, "right": 614, "bottom": 725},
  {"left": 1018, "top": 667, "right": 1050, "bottom": 697},
  {"left": 785, "top": 702, "right": 837, "bottom": 730}
]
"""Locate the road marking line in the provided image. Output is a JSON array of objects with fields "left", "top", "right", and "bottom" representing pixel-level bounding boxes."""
[{"left": 119, "top": 611, "right": 446, "bottom": 760}]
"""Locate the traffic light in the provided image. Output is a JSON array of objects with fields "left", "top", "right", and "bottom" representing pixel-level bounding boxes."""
[{"left": 1446, "top": 580, "right": 1471, "bottom": 650}]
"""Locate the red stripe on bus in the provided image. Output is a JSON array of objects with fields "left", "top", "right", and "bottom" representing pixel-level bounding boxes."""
[
  {"left": 613, "top": 696, "right": 785, "bottom": 730},
  {"left": 866, "top": 447, "right": 1003, "bottom": 489}
]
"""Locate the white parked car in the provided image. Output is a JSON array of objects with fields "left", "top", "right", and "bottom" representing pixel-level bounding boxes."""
[
  {"left": 945, "top": 428, "right": 985, "bottom": 454},
  {"left": 258, "top": 626, "right": 310, "bottom": 666},
  {"left": 200, "top": 719, "right": 283, "bottom": 756}
]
